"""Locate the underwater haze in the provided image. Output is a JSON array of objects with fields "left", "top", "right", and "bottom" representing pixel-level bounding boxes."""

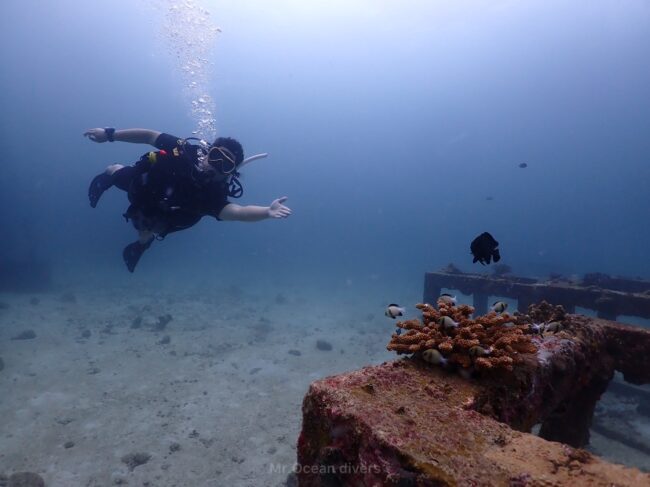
[
  {"left": 1, "top": 0, "right": 650, "bottom": 484},
  {"left": 0, "top": 0, "right": 648, "bottom": 290}
]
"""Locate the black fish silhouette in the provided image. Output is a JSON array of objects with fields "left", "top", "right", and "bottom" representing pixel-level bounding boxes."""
[{"left": 470, "top": 232, "right": 501, "bottom": 265}]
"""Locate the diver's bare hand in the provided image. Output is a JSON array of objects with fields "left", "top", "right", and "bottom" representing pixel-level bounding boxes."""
[
  {"left": 83, "top": 128, "right": 109, "bottom": 143},
  {"left": 268, "top": 196, "right": 292, "bottom": 219}
]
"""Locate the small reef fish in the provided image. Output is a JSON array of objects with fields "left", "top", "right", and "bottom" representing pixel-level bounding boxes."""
[
  {"left": 470, "top": 232, "right": 501, "bottom": 265},
  {"left": 518, "top": 162, "right": 528, "bottom": 168},
  {"left": 469, "top": 345, "right": 492, "bottom": 357},
  {"left": 530, "top": 323, "right": 544, "bottom": 334},
  {"left": 438, "top": 316, "right": 459, "bottom": 329},
  {"left": 422, "top": 349, "right": 447, "bottom": 366},
  {"left": 492, "top": 301, "right": 508, "bottom": 313},
  {"left": 438, "top": 293, "right": 457, "bottom": 305},
  {"left": 385, "top": 304, "right": 405, "bottom": 319}
]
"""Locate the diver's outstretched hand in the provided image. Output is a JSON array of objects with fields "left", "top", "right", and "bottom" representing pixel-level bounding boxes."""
[
  {"left": 83, "top": 128, "right": 109, "bottom": 143},
  {"left": 268, "top": 196, "right": 292, "bottom": 219}
]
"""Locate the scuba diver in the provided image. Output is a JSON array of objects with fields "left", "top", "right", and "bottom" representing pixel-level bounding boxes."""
[{"left": 84, "top": 127, "right": 292, "bottom": 272}]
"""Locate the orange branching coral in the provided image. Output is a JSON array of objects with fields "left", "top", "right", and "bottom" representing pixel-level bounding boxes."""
[
  {"left": 474, "top": 355, "right": 514, "bottom": 372},
  {"left": 474, "top": 312, "right": 516, "bottom": 328},
  {"left": 416, "top": 303, "right": 436, "bottom": 313},
  {"left": 387, "top": 298, "right": 541, "bottom": 377},
  {"left": 454, "top": 338, "right": 481, "bottom": 350},
  {"left": 493, "top": 329, "right": 525, "bottom": 349},
  {"left": 423, "top": 339, "right": 436, "bottom": 349},
  {"left": 438, "top": 340, "right": 454, "bottom": 354},
  {"left": 400, "top": 319, "right": 426, "bottom": 331},
  {"left": 398, "top": 331, "right": 430, "bottom": 344},
  {"left": 388, "top": 340, "right": 421, "bottom": 354}
]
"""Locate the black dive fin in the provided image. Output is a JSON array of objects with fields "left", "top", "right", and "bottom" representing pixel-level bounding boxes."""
[
  {"left": 88, "top": 172, "right": 114, "bottom": 208},
  {"left": 122, "top": 239, "right": 153, "bottom": 273}
]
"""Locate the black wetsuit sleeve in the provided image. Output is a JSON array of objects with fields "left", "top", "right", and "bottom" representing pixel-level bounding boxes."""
[
  {"left": 212, "top": 199, "right": 229, "bottom": 221},
  {"left": 205, "top": 182, "right": 230, "bottom": 220},
  {"left": 154, "top": 133, "right": 182, "bottom": 151}
]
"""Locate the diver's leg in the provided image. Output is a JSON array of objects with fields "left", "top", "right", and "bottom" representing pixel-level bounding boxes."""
[
  {"left": 122, "top": 230, "right": 154, "bottom": 273},
  {"left": 138, "top": 230, "right": 154, "bottom": 243},
  {"left": 88, "top": 164, "right": 125, "bottom": 208},
  {"left": 112, "top": 165, "right": 140, "bottom": 191}
]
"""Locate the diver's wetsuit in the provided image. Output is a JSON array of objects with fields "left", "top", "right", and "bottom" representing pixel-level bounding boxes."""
[{"left": 89, "top": 133, "right": 230, "bottom": 272}]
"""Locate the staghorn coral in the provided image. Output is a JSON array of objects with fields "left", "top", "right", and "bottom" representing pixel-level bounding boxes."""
[
  {"left": 475, "top": 355, "right": 514, "bottom": 371},
  {"left": 388, "top": 297, "right": 546, "bottom": 376}
]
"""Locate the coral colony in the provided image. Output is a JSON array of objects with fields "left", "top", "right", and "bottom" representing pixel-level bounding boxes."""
[{"left": 388, "top": 298, "right": 571, "bottom": 377}]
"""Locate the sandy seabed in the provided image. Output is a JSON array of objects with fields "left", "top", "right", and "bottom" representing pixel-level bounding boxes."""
[
  {"left": 0, "top": 283, "right": 395, "bottom": 487},
  {"left": 0, "top": 284, "right": 648, "bottom": 486}
]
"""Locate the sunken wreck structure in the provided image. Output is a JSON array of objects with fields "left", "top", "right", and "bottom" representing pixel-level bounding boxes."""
[{"left": 297, "top": 269, "right": 650, "bottom": 486}]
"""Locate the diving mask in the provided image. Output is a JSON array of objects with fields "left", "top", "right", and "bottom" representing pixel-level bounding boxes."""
[{"left": 208, "top": 146, "right": 238, "bottom": 175}]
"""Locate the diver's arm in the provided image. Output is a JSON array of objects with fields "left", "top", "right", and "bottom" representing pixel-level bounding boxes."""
[
  {"left": 218, "top": 204, "right": 270, "bottom": 222},
  {"left": 83, "top": 128, "right": 161, "bottom": 146},
  {"left": 113, "top": 129, "right": 161, "bottom": 145},
  {"left": 218, "top": 197, "right": 292, "bottom": 222}
]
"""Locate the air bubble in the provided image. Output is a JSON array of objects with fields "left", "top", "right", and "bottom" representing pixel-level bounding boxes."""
[{"left": 154, "top": 0, "right": 219, "bottom": 139}]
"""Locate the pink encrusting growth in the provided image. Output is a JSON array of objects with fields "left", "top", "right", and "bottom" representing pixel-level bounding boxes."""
[{"left": 297, "top": 301, "right": 650, "bottom": 485}]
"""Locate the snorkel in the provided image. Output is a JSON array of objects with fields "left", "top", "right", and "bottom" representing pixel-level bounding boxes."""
[{"left": 239, "top": 152, "right": 268, "bottom": 169}]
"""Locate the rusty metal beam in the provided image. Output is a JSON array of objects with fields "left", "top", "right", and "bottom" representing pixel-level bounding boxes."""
[{"left": 424, "top": 271, "right": 650, "bottom": 320}]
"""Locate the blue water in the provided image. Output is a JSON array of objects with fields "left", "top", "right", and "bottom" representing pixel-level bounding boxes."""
[
  {"left": 1, "top": 0, "right": 649, "bottom": 292},
  {"left": 1, "top": 0, "right": 650, "bottom": 483}
]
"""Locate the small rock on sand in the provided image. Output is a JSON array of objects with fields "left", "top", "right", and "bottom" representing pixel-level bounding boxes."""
[
  {"left": 155, "top": 314, "right": 173, "bottom": 331},
  {"left": 316, "top": 340, "right": 333, "bottom": 351},
  {"left": 11, "top": 330, "right": 36, "bottom": 340},
  {"left": 121, "top": 452, "right": 151, "bottom": 471},
  {"left": 7, "top": 472, "right": 45, "bottom": 487}
]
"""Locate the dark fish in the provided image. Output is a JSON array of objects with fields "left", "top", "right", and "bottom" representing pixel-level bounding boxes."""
[
  {"left": 486, "top": 196, "right": 494, "bottom": 201},
  {"left": 470, "top": 232, "right": 501, "bottom": 265},
  {"left": 518, "top": 162, "right": 528, "bottom": 168}
]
